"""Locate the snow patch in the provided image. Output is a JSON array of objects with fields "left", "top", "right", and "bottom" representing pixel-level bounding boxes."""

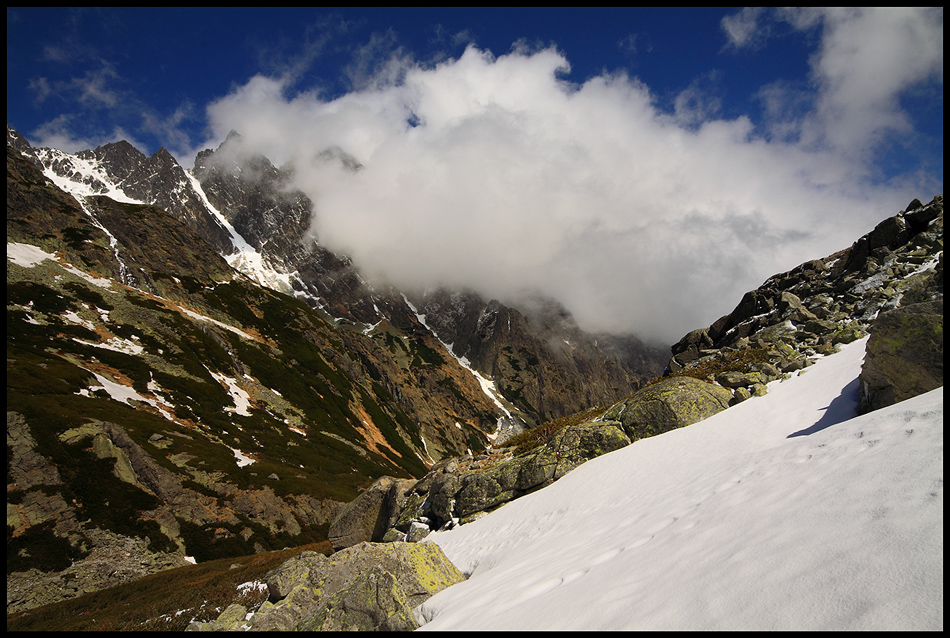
[
  {"left": 209, "top": 371, "right": 253, "bottom": 417},
  {"left": 230, "top": 447, "right": 256, "bottom": 468}
]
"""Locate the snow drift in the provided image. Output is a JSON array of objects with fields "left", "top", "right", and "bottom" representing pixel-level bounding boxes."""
[{"left": 417, "top": 337, "right": 943, "bottom": 630}]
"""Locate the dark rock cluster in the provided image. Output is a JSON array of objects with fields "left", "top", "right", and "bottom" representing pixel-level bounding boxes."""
[{"left": 667, "top": 195, "right": 943, "bottom": 409}]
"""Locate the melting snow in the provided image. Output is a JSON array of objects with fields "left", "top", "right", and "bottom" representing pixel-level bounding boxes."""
[
  {"left": 7, "top": 242, "right": 57, "bottom": 267},
  {"left": 177, "top": 306, "right": 257, "bottom": 341},
  {"left": 209, "top": 371, "right": 253, "bottom": 417},
  {"left": 7, "top": 242, "right": 115, "bottom": 289},
  {"left": 230, "top": 447, "right": 256, "bottom": 468}
]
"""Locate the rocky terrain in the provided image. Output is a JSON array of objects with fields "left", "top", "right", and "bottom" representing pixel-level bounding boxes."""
[
  {"left": 184, "top": 193, "right": 940, "bottom": 632},
  {"left": 317, "top": 195, "right": 943, "bottom": 555},
  {"left": 6, "top": 125, "right": 664, "bottom": 613},
  {"left": 5, "top": 120, "right": 940, "bottom": 630}
]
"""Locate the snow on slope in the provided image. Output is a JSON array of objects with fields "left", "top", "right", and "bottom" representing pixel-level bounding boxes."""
[{"left": 417, "top": 337, "right": 943, "bottom": 631}]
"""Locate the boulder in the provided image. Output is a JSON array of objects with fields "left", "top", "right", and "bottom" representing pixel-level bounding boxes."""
[
  {"left": 601, "top": 377, "right": 733, "bottom": 441},
  {"left": 859, "top": 300, "right": 943, "bottom": 413},
  {"left": 187, "top": 603, "right": 248, "bottom": 631},
  {"left": 520, "top": 421, "right": 630, "bottom": 485},
  {"left": 454, "top": 458, "right": 523, "bottom": 518},
  {"left": 425, "top": 472, "right": 461, "bottom": 530},
  {"left": 327, "top": 476, "right": 402, "bottom": 551},
  {"left": 868, "top": 214, "right": 909, "bottom": 251},
  {"left": 245, "top": 541, "right": 465, "bottom": 631},
  {"left": 670, "top": 328, "right": 714, "bottom": 369},
  {"left": 714, "top": 371, "right": 768, "bottom": 389}
]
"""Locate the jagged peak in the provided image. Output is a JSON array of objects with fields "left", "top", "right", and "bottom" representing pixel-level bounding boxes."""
[
  {"left": 151, "top": 146, "right": 179, "bottom": 166},
  {"left": 6, "top": 124, "right": 32, "bottom": 152}
]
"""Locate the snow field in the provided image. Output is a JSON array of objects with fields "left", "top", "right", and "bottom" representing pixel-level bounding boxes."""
[{"left": 417, "top": 337, "right": 943, "bottom": 630}]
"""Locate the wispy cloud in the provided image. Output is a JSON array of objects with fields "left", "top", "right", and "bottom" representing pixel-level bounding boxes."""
[
  {"left": 29, "top": 113, "right": 148, "bottom": 155},
  {"left": 720, "top": 7, "right": 770, "bottom": 50},
  {"left": 725, "top": 7, "right": 944, "bottom": 167}
]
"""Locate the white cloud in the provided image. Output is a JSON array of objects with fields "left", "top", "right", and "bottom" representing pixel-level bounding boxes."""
[
  {"left": 202, "top": 18, "right": 938, "bottom": 345},
  {"left": 729, "top": 7, "right": 943, "bottom": 166},
  {"left": 30, "top": 115, "right": 148, "bottom": 156},
  {"left": 720, "top": 7, "right": 769, "bottom": 50},
  {"left": 801, "top": 7, "right": 944, "bottom": 160}
]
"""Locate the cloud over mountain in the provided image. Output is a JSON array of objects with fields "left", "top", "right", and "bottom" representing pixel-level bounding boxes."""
[{"left": 22, "top": 8, "right": 937, "bottom": 345}]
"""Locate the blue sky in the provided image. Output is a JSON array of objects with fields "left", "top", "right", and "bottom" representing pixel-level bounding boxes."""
[{"left": 6, "top": 8, "right": 944, "bottom": 343}]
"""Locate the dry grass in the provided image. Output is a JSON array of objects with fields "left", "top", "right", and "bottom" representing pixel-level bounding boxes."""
[
  {"left": 496, "top": 405, "right": 609, "bottom": 456},
  {"left": 6, "top": 541, "right": 332, "bottom": 632}
]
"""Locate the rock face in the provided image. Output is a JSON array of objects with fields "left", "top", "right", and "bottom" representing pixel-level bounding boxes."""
[
  {"left": 327, "top": 476, "right": 414, "bottom": 551},
  {"left": 859, "top": 300, "right": 944, "bottom": 412},
  {"left": 665, "top": 195, "right": 943, "bottom": 406},
  {"left": 189, "top": 541, "right": 465, "bottom": 631},
  {"left": 411, "top": 289, "right": 666, "bottom": 425}
]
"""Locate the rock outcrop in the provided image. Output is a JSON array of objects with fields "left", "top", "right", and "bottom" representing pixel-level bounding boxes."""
[
  {"left": 859, "top": 299, "right": 944, "bottom": 412},
  {"left": 327, "top": 476, "right": 414, "bottom": 551},
  {"left": 665, "top": 196, "right": 943, "bottom": 405},
  {"left": 188, "top": 541, "right": 465, "bottom": 631},
  {"left": 600, "top": 377, "right": 733, "bottom": 440},
  {"left": 355, "top": 376, "right": 734, "bottom": 541}
]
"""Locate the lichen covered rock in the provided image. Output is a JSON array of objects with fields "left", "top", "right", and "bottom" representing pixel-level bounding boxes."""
[
  {"left": 236, "top": 541, "right": 465, "bottom": 631},
  {"left": 860, "top": 300, "right": 943, "bottom": 412},
  {"left": 601, "top": 377, "right": 733, "bottom": 441}
]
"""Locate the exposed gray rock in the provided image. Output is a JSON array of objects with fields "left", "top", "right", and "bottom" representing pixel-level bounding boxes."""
[
  {"left": 186, "top": 603, "right": 249, "bottom": 631},
  {"left": 859, "top": 300, "right": 943, "bottom": 413},
  {"left": 520, "top": 421, "right": 630, "bottom": 485},
  {"left": 213, "top": 541, "right": 465, "bottom": 631},
  {"left": 327, "top": 476, "right": 404, "bottom": 551},
  {"left": 7, "top": 412, "right": 62, "bottom": 489},
  {"left": 715, "top": 371, "right": 768, "bottom": 389},
  {"left": 664, "top": 194, "right": 943, "bottom": 406},
  {"left": 669, "top": 328, "right": 714, "bottom": 370},
  {"left": 601, "top": 377, "right": 733, "bottom": 441}
]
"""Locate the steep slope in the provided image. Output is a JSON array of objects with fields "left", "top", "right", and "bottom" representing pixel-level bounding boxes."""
[
  {"left": 417, "top": 340, "right": 943, "bottom": 630},
  {"left": 411, "top": 288, "right": 664, "bottom": 426},
  {"left": 6, "top": 145, "right": 505, "bottom": 611},
  {"left": 4, "top": 123, "right": 659, "bottom": 611},
  {"left": 12, "top": 123, "right": 666, "bottom": 430}
]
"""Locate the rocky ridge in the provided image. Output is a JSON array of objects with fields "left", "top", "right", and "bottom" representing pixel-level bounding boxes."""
[
  {"left": 667, "top": 196, "right": 943, "bottom": 381},
  {"left": 321, "top": 195, "right": 943, "bottom": 551}
]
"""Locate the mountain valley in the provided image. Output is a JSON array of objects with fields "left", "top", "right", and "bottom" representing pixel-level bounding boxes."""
[{"left": 6, "top": 125, "right": 665, "bottom": 613}]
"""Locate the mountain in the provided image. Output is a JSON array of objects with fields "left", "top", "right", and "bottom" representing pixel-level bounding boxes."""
[
  {"left": 5, "top": 125, "right": 664, "bottom": 612},
  {"left": 6, "top": 116, "right": 941, "bottom": 628}
]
